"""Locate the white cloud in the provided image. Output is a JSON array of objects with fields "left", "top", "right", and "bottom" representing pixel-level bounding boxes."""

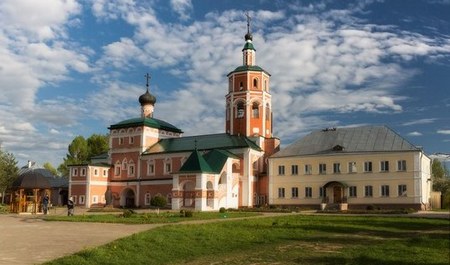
[
  {"left": 408, "top": 131, "right": 423, "bottom": 136},
  {"left": 87, "top": 2, "right": 450, "bottom": 141},
  {"left": 402, "top": 118, "right": 437, "bottom": 126},
  {"left": 0, "top": 0, "right": 81, "bottom": 41},
  {"left": 50, "top": 129, "right": 60, "bottom": 134},
  {"left": 170, "top": 0, "right": 193, "bottom": 21},
  {"left": 437, "top": 130, "right": 450, "bottom": 135}
]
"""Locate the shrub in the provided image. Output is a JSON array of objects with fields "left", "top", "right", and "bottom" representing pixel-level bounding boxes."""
[
  {"left": 150, "top": 195, "right": 167, "bottom": 208},
  {"left": 0, "top": 204, "right": 9, "bottom": 214},
  {"left": 366, "top": 205, "right": 376, "bottom": 211},
  {"left": 219, "top": 207, "right": 226, "bottom": 213},
  {"left": 179, "top": 210, "right": 193, "bottom": 217},
  {"left": 122, "top": 209, "right": 136, "bottom": 218}
]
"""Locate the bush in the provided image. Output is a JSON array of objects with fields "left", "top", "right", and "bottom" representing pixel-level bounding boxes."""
[
  {"left": 150, "top": 195, "right": 167, "bottom": 208},
  {"left": 0, "top": 204, "right": 9, "bottom": 214},
  {"left": 219, "top": 207, "right": 226, "bottom": 213},
  {"left": 179, "top": 209, "right": 193, "bottom": 217},
  {"left": 122, "top": 209, "right": 136, "bottom": 218}
]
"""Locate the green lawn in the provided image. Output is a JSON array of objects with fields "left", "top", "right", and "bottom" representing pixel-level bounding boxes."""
[
  {"left": 42, "top": 211, "right": 260, "bottom": 224},
  {"left": 45, "top": 215, "right": 449, "bottom": 265}
]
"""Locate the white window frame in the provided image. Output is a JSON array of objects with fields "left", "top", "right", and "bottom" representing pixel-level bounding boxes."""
[
  {"left": 398, "top": 185, "right": 407, "bottom": 197},
  {"left": 397, "top": 160, "right": 406, "bottom": 171},
  {"left": 81, "top": 168, "right": 86, "bottom": 176},
  {"left": 278, "top": 165, "right": 285, "bottom": 175},
  {"left": 278, "top": 188, "right": 285, "bottom": 198},
  {"left": 333, "top": 163, "right": 341, "bottom": 174},
  {"left": 319, "top": 164, "right": 326, "bottom": 174},
  {"left": 305, "top": 187, "right": 312, "bottom": 198},
  {"left": 164, "top": 161, "right": 172, "bottom": 174},
  {"left": 79, "top": 195, "right": 85, "bottom": 204},
  {"left": 349, "top": 186, "right": 357, "bottom": 197},
  {"left": 381, "top": 185, "right": 390, "bottom": 197},
  {"left": 291, "top": 165, "right": 298, "bottom": 175},
  {"left": 380, "top": 161, "right": 389, "bottom": 172},
  {"left": 364, "top": 185, "right": 373, "bottom": 197},
  {"left": 92, "top": 195, "right": 98, "bottom": 204},
  {"left": 364, "top": 161, "right": 373, "bottom": 173},
  {"left": 145, "top": 193, "right": 151, "bottom": 206},
  {"left": 72, "top": 168, "right": 78, "bottom": 176},
  {"left": 305, "top": 164, "right": 312, "bottom": 175},
  {"left": 291, "top": 187, "right": 298, "bottom": 198},
  {"left": 147, "top": 162, "right": 155, "bottom": 176},
  {"left": 348, "top": 162, "right": 357, "bottom": 173}
]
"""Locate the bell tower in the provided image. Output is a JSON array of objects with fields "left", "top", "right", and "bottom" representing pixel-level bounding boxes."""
[{"left": 225, "top": 14, "right": 273, "bottom": 139}]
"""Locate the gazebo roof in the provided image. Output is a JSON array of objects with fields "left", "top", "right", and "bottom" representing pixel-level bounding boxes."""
[{"left": 12, "top": 170, "right": 52, "bottom": 189}]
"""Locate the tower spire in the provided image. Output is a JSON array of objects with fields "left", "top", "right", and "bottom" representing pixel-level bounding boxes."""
[
  {"left": 145, "top": 73, "right": 151, "bottom": 92},
  {"left": 244, "top": 12, "right": 253, "bottom": 41}
]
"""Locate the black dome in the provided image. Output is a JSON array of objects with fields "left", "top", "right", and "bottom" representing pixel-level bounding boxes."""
[
  {"left": 139, "top": 90, "right": 156, "bottom": 105},
  {"left": 245, "top": 32, "right": 253, "bottom": 41}
]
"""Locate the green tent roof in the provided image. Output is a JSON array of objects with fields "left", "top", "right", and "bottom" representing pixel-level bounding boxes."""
[
  {"left": 108, "top": 117, "right": 183, "bottom": 133},
  {"left": 227, "top": 65, "right": 270, "bottom": 76},
  {"left": 178, "top": 150, "right": 215, "bottom": 174},
  {"left": 143, "top": 133, "right": 262, "bottom": 155},
  {"left": 203, "top": 149, "right": 239, "bottom": 173},
  {"left": 242, "top": 42, "right": 255, "bottom": 51}
]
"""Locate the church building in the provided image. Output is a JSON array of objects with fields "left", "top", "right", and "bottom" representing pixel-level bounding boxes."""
[{"left": 68, "top": 21, "right": 280, "bottom": 211}]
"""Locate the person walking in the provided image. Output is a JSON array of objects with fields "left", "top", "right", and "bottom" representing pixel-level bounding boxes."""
[
  {"left": 67, "top": 196, "right": 74, "bottom": 216},
  {"left": 42, "top": 194, "right": 49, "bottom": 215}
]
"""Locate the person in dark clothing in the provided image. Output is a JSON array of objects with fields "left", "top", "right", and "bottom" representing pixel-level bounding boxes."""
[
  {"left": 67, "top": 196, "right": 74, "bottom": 216},
  {"left": 42, "top": 194, "right": 49, "bottom": 215}
]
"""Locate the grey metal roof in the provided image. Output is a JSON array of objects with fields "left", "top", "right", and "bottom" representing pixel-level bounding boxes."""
[
  {"left": 272, "top": 125, "right": 420, "bottom": 158},
  {"left": 17, "top": 167, "right": 68, "bottom": 188}
]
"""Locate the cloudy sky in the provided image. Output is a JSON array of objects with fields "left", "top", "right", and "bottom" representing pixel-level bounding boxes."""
[{"left": 0, "top": 0, "right": 449, "bottom": 168}]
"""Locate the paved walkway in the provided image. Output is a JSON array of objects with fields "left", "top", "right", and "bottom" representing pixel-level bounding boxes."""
[
  {"left": 0, "top": 209, "right": 448, "bottom": 265},
  {"left": 0, "top": 214, "right": 163, "bottom": 265}
]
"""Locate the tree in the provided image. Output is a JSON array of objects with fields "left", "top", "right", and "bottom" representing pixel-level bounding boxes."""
[
  {"left": 43, "top": 162, "right": 58, "bottom": 176},
  {"left": 87, "top": 134, "right": 109, "bottom": 159},
  {"left": 432, "top": 159, "right": 450, "bottom": 208},
  {"left": 0, "top": 149, "right": 19, "bottom": 204},
  {"left": 58, "top": 134, "right": 109, "bottom": 176}
]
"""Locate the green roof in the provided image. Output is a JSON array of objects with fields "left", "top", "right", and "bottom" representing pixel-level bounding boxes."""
[
  {"left": 203, "top": 149, "right": 239, "bottom": 173},
  {"left": 242, "top": 42, "right": 255, "bottom": 51},
  {"left": 143, "top": 133, "right": 262, "bottom": 155},
  {"left": 108, "top": 117, "right": 183, "bottom": 133},
  {"left": 178, "top": 150, "right": 215, "bottom": 174},
  {"left": 227, "top": 65, "right": 271, "bottom": 76}
]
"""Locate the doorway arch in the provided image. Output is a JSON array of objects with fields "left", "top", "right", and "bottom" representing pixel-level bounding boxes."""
[{"left": 121, "top": 188, "right": 135, "bottom": 208}]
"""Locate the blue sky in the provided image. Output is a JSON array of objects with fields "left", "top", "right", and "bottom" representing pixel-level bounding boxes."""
[{"left": 0, "top": 0, "right": 449, "bottom": 168}]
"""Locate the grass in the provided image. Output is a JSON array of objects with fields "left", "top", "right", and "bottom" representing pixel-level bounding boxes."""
[
  {"left": 42, "top": 210, "right": 260, "bottom": 224},
  {"left": 45, "top": 215, "right": 449, "bottom": 265}
]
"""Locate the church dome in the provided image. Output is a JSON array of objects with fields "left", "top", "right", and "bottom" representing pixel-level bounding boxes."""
[
  {"left": 245, "top": 32, "right": 253, "bottom": 41},
  {"left": 139, "top": 89, "right": 156, "bottom": 105}
]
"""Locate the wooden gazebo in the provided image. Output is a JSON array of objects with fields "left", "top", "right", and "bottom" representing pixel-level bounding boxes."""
[{"left": 10, "top": 170, "right": 51, "bottom": 214}]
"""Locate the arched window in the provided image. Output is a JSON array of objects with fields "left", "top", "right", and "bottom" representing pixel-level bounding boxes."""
[
  {"left": 265, "top": 103, "right": 271, "bottom": 121},
  {"left": 237, "top": 102, "right": 244, "bottom": 118},
  {"left": 252, "top": 102, "right": 259, "bottom": 118},
  {"left": 114, "top": 161, "right": 121, "bottom": 176},
  {"left": 264, "top": 80, "right": 268, "bottom": 91},
  {"left": 128, "top": 160, "right": 135, "bottom": 176},
  {"left": 145, "top": 193, "right": 151, "bottom": 205},
  {"left": 253, "top": 78, "right": 258, "bottom": 88},
  {"left": 239, "top": 82, "right": 243, "bottom": 90}
]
